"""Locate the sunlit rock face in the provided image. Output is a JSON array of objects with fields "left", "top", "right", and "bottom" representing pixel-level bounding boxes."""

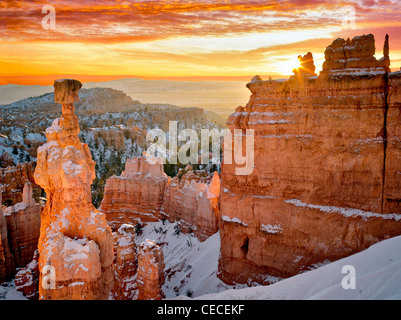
[
  {"left": 34, "top": 79, "right": 114, "bottom": 300},
  {"left": 100, "top": 154, "right": 169, "bottom": 230},
  {"left": 218, "top": 34, "right": 401, "bottom": 285}
]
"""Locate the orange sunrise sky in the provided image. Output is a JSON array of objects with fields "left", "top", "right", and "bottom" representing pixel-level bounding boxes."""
[{"left": 1, "top": 0, "right": 401, "bottom": 85}]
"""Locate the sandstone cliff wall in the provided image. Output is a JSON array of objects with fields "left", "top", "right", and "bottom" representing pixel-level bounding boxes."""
[
  {"left": 101, "top": 159, "right": 220, "bottom": 241},
  {"left": 137, "top": 239, "right": 165, "bottom": 300},
  {"left": 219, "top": 34, "right": 401, "bottom": 284},
  {"left": 0, "top": 195, "right": 14, "bottom": 283},
  {"left": 3, "top": 183, "right": 41, "bottom": 269},
  {"left": 100, "top": 155, "right": 168, "bottom": 230},
  {"left": 161, "top": 169, "right": 220, "bottom": 241},
  {"left": 0, "top": 183, "right": 41, "bottom": 284},
  {"left": 111, "top": 224, "right": 138, "bottom": 300}
]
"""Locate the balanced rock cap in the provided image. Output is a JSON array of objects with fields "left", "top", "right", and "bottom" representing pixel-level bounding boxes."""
[{"left": 53, "top": 79, "right": 82, "bottom": 104}]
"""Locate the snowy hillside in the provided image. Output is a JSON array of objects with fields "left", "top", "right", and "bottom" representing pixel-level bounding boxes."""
[
  {"left": 190, "top": 235, "right": 401, "bottom": 300},
  {"left": 135, "top": 221, "right": 251, "bottom": 298}
]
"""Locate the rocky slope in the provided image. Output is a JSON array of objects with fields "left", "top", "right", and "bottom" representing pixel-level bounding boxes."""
[
  {"left": 0, "top": 87, "right": 224, "bottom": 207},
  {"left": 219, "top": 34, "right": 401, "bottom": 284}
]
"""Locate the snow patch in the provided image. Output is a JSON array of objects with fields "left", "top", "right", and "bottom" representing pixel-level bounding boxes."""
[
  {"left": 285, "top": 199, "right": 401, "bottom": 221},
  {"left": 221, "top": 215, "right": 248, "bottom": 227},
  {"left": 260, "top": 224, "right": 283, "bottom": 234}
]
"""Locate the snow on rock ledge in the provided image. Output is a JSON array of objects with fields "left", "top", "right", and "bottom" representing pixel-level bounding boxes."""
[{"left": 195, "top": 235, "right": 401, "bottom": 300}]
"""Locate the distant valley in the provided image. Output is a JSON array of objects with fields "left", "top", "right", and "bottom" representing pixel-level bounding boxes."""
[
  {"left": 0, "top": 86, "right": 226, "bottom": 206},
  {"left": 0, "top": 78, "right": 252, "bottom": 118}
]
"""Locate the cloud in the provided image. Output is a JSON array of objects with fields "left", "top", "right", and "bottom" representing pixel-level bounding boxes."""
[
  {"left": 3, "top": 0, "right": 399, "bottom": 43},
  {"left": 2, "top": 0, "right": 401, "bottom": 84}
]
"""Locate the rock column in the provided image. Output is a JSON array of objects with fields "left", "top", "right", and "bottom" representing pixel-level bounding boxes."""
[
  {"left": 137, "top": 239, "right": 165, "bottom": 300},
  {"left": 34, "top": 79, "right": 114, "bottom": 300}
]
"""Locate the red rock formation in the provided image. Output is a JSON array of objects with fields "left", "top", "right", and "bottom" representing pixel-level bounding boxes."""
[
  {"left": 219, "top": 34, "right": 401, "bottom": 284},
  {"left": 321, "top": 34, "right": 391, "bottom": 76},
  {"left": 100, "top": 154, "right": 168, "bottom": 230},
  {"left": 0, "top": 193, "right": 15, "bottom": 283},
  {"left": 15, "top": 249, "right": 40, "bottom": 300},
  {"left": 386, "top": 70, "right": 401, "bottom": 213},
  {"left": 112, "top": 224, "right": 138, "bottom": 300},
  {"left": 161, "top": 169, "right": 220, "bottom": 241},
  {"left": 3, "top": 182, "right": 41, "bottom": 268},
  {"left": 0, "top": 162, "right": 40, "bottom": 206},
  {"left": 34, "top": 79, "right": 114, "bottom": 300},
  {"left": 101, "top": 154, "right": 221, "bottom": 240},
  {"left": 292, "top": 52, "right": 316, "bottom": 76},
  {"left": 137, "top": 239, "right": 165, "bottom": 300}
]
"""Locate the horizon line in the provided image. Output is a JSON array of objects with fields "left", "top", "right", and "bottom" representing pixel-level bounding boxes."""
[{"left": 0, "top": 74, "right": 289, "bottom": 86}]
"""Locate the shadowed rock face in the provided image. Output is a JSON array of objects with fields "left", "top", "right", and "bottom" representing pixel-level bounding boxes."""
[
  {"left": 218, "top": 34, "right": 401, "bottom": 285},
  {"left": 15, "top": 249, "right": 40, "bottom": 300},
  {"left": 0, "top": 192, "right": 14, "bottom": 283},
  {"left": 137, "top": 239, "right": 165, "bottom": 300},
  {"left": 34, "top": 79, "right": 114, "bottom": 300},
  {"left": 1, "top": 183, "right": 41, "bottom": 285},
  {"left": 111, "top": 224, "right": 138, "bottom": 300},
  {"left": 0, "top": 162, "right": 39, "bottom": 206},
  {"left": 3, "top": 182, "right": 41, "bottom": 269},
  {"left": 161, "top": 169, "right": 220, "bottom": 241}
]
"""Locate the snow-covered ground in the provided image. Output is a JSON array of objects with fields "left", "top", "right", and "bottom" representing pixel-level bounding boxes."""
[
  {"left": 190, "top": 235, "right": 401, "bottom": 300},
  {"left": 135, "top": 221, "right": 250, "bottom": 298},
  {"left": 0, "top": 280, "right": 27, "bottom": 300},
  {"left": 2, "top": 220, "right": 400, "bottom": 300}
]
